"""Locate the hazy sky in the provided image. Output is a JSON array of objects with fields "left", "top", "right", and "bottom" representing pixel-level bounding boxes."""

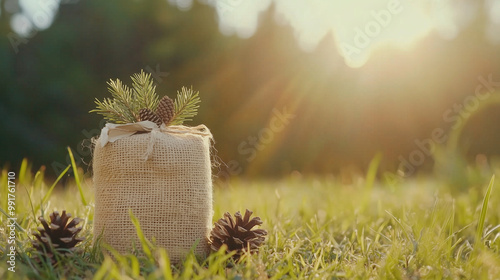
[
  {"left": 11, "top": 0, "right": 500, "bottom": 67},
  {"left": 174, "top": 0, "right": 500, "bottom": 67}
]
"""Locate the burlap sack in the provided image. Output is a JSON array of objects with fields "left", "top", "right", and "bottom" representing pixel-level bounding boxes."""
[{"left": 93, "top": 122, "right": 213, "bottom": 262}]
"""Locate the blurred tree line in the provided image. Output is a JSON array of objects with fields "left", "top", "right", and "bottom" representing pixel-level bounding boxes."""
[{"left": 1, "top": 0, "right": 500, "bottom": 180}]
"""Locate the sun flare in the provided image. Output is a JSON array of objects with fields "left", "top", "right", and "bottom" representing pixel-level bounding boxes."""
[{"left": 208, "top": 0, "right": 479, "bottom": 68}]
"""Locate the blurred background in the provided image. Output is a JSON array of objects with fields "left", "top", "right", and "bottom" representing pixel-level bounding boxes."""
[{"left": 1, "top": 0, "right": 500, "bottom": 184}]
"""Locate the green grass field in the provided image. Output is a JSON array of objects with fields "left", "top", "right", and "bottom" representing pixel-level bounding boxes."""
[{"left": 1, "top": 158, "right": 500, "bottom": 279}]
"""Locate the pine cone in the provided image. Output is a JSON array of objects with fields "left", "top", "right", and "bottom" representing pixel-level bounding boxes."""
[
  {"left": 209, "top": 209, "right": 267, "bottom": 260},
  {"left": 156, "top": 96, "right": 175, "bottom": 125},
  {"left": 31, "top": 210, "right": 84, "bottom": 263},
  {"left": 139, "top": 108, "right": 162, "bottom": 126}
]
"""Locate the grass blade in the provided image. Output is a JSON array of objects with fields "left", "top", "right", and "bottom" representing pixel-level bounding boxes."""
[
  {"left": 363, "top": 152, "right": 382, "bottom": 209},
  {"left": 386, "top": 210, "right": 412, "bottom": 243},
  {"left": 365, "top": 152, "right": 382, "bottom": 190},
  {"left": 36, "top": 164, "right": 71, "bottom": 213},
  {"left": 41, "top": 165, "right": 71, "bottom": 205},
  {"left": 129, "top": 210, "right": 154, "bottom": 262},
  {"left": 475, "top": 175, "right": 495, "bottom": 245},
  {"left": 158, "top": 248, "right": 174, "bottom": 280},
  {"left": 32, "top": 166, "right": 45, "bottom": 188},
  {"left": 19, "top": 158, "right": 29, "bottom": 185},
  {"left": 22, "top": 183, "right": 37, "bottom": 223},
  {"left": 0, "top": 208, "right": 26, "bottom": 232},
  {"left": 67, "top": 147, "right": 87, "bottom": 205},
  {"left": 447, "top": 200, "right": 455, "bottom": 259}
]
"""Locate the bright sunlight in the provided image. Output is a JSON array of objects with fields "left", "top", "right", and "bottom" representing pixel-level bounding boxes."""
[
  {"left": 201, "top": 0, "right": 500, "bottom": 68},
  {"left": 15, "top": 0, "right": 500, "bottom": 67}
]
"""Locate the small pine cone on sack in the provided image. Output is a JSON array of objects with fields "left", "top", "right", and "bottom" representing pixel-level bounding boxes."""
[
  {"left": 31, "top": 210, "right": 84, "bottom": 264},
  {"left": 209, "top": 209, "right": 267, "bottom": 260},
  {"left": 139, "top": 108, "right": 163, "bottom": 126},
  {"left": 156, "top": 96, "right": 175, "bottom": 125}
]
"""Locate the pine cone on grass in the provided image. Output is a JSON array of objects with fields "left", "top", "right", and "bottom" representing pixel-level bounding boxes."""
[
  {"left": 139, "top": 108, "right": 163, "bottom": 126},
  {"left": 31, "top": 210, "right": 84, "bottom": 264},
  {"left": 156, "top": 96, "right": 175, "bottom": 125},
  {"left": 209, "top": 209, "right": 267, "bottom": 260}
]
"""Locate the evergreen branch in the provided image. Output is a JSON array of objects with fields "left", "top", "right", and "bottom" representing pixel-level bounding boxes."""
[
  {"left": 131, "top": 70, "right": 159, "bottom": 111},
  {"left": 90, "top": 70, "right": 201, "bottom": 125},
  {"left": 170, "top": 86, "right": 201, "bottom": 125},
  {"left": 90, "top": 98, "right": 132, "bottom": 124},
  {"left": 90, "top": 70, "right": 161, "bottom": 124},
  {"left": 106, "top": 79, "right": 138, "bottom": 122}
]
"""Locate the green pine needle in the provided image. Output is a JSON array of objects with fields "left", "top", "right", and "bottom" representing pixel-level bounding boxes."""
[
  {"left": 130, "top": 71, "right": 159, "bottom": 112},
  {"left": 90, "top": 70, "right": 159, "bottom": 124},
  {"left": 90, "top": 70, "right": 200, "bottom": 125},
  {"left": 170, "top": 86, "right": 201, "bottom": 125}
]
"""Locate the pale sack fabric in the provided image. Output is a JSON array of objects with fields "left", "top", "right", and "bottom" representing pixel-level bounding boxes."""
[{"left": 93, "top": 122, "right": 213, "bottom": 262}]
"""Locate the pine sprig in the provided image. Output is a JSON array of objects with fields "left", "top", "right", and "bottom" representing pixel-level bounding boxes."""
[
  {"left": 91, "top": 78, "right": 137, "bottom": 124},
  {"left": 91, "top": 98, "right": 131, "bottom": 124},
  {"left": 131, "top": 71, "right": 159, "bottom": 111},
  {"left": 90, "top": 70, "right": 201, "bottom": 125},
  {"left": 170, "top": 86, "right": 201, "bottom": 125},
  {"left": 106, "top": 79, "right": 137, "bottom": 122},
  {"left": 90, "top": 70, "right": 159, "bottom": 124}
]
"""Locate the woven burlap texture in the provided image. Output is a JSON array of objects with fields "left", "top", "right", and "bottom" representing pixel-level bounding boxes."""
[{"left": 93, "top": 125, "right": 213, "bottom": 263}]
